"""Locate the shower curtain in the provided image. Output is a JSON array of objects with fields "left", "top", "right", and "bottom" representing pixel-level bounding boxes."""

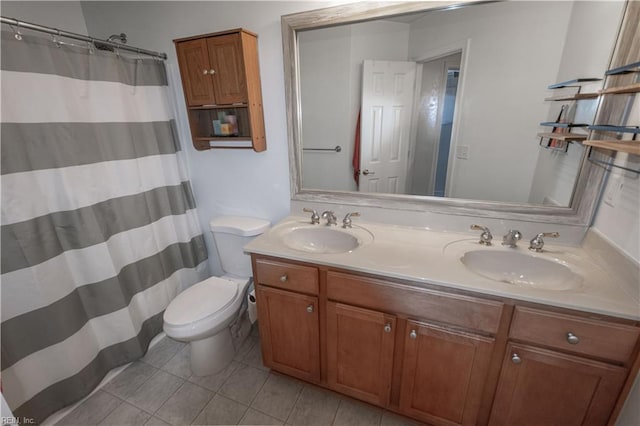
[{"left": 0, "top": 31, "right": 208, "bottom": 423}]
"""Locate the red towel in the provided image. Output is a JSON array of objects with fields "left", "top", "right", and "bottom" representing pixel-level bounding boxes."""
[{"left": 352, "top": 111, "right": 361, "bottom": 186}]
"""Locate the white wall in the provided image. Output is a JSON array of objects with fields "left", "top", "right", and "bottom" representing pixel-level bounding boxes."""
[
  {"left": 407, "top": 1, "right": 573, "bottom": 203},
  {"left": 1, "top": 1, "right": 88, "bottom": 34},
  {"left": 299, "top": 20, "right": 410, "bottom": 192}
]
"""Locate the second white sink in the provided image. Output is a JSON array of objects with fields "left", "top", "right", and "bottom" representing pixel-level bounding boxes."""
[{"left": 461, "top": 250, "right": 583, "bottom": 291}]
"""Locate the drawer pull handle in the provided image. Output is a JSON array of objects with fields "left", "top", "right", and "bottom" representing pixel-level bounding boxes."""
[
  {"left": 306, "top": 304, "right": 314, "bottom": 313},
  {"left": 384, "top": 323, "right": 392, "bottom": 333},
  {"left": 409, "top": 330, "right": 417, "bottom": 339},
  {"left": 203, "top": 69, "right": 209, "bottom": 75},
  {"left": 511, "top": 353, "right": 522, "bottom": 364},
  {"left": 209, "top": 69, "right": 216, "bottom": 75},
  {"left": 566, "top": 332, "right": 580, "bottom": 345},
  {"left": 279, "top": 274, "right": 288, "bottom": 282}
]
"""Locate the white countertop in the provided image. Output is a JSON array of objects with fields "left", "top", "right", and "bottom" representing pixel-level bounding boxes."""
[{"left": 244, "top": 216, "right": 640, "bottom": 321}]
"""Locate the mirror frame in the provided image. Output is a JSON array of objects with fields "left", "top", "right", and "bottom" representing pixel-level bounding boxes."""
[{"left": 282, "top": 0, "right": 610, "bottom": 226}]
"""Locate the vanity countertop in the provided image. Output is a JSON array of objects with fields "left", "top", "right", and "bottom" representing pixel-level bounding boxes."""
[{"left": 244, "top": 216, "right": 640, "bottom": 321}]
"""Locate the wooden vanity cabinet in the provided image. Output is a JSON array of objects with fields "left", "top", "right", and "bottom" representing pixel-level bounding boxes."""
[
  {"left": 489, "top": 306, "right": 639, "bottom": 426},
  {"left": 174, "top": 29, "right": 266, "bottom": 151},
  {"left": 326, "top": 302, "right": 396, "bottom": 406},
  {"left": 250, "top": 255, "right": 640, "bottom": 426},
  {"left": 254, "top": 259, "right": 320, "bottom": 382}
]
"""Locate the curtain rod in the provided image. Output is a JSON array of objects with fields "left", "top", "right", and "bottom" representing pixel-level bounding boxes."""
[{"left": 1, "top": 16, "right": 168, "bottom": 60}]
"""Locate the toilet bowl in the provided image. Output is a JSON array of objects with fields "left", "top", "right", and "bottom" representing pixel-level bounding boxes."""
[{"left": 162, "top": 216, "right": 269, "bottom": 376}]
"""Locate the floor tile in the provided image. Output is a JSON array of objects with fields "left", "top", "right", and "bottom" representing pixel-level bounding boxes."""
[
  {"left": 251, "top": 373, "right": 303, "bottom": 421},
  {"left": 58, "top": 390, "right": 122, "bottom": 425},
  {"left": 141, "top": 337, "right": 185, "bottom": 368},
  {"left": 380, "top": 411, "right": 422, "bottom": 426},
  {"left": 161, "top": 344, "right": 192, "bottom": 379},
  {"left": 126, "top": 370, "right": 184, "bottom": 414},
  {"left": 219, "top": 363, "right": 269, "bottom": 405},
  {"left": 98, "top": 401, "right": 150, "bottom": 426},
  {"left": 103, "top": 361, "right": 157, "bottom": 400},
  {"left": 239, "top": 408, "right": 284, "bottom": 425},
  {"left": 287, "top": 385, "right": 341, "bottom": 426},
  {"left": 155, "top": 381, "right": 212, "bottom": 425},
  {"left": 250, "top": 323, "right": 260, "bottom": 338},
  {"left": 333, "top": 398, "right": 383, "bottom": 426},
  {"left": 143, "top": 417, "right": 171, "bottom": 426},
  {"left": 241, "top": 336, "right": 269, "bottom": 371},
  {"left": 192, "top": 393, "right": 248, "bottom": 425},
  {"left": 234, "top": 335, "right": 257, "bottom": 361},
  {"left": 189, "top": 360, "right": 240, "bottom": 392}
]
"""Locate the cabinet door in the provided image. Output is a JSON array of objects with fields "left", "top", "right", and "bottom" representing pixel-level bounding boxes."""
[
  {"left": 256, "top": 285, "right": 320, "bottom": 381},
  {"left": 326, "top": 302, "right": 396, "bottom": 406},
  {"left": 489, "top": 343, "right": 628, "bottom": 426},
  {"left": 206, "top": 34, "right": 247, "bottom": 105},
  {"left": 399, "top": 320, "right": 494, "bottom": 426},
  {"left": 176, "top": 38, "right": 216, "bottom": 106}
]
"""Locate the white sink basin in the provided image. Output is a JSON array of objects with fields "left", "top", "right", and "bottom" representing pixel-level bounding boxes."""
[
  {"left": 461, "top": 250, "right": 583, "bottom": 291},
  {"left": 276, "top": 222, "right": 374, "bottom": 254}
]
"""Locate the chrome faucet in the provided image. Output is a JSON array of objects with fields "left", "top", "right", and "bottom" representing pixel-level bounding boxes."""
[
  {"left": 502, "top": 229, "right": 522, "bottom": 248},
  {"left": 529, "top": 232, "right": 560, "bottom": 252},
  {"left": 342, "top": 212, "right": 360, "bottom": 228},
  {"left": 321, "top": 210, "right": 338, "bottom": 226},
  {"left": 470, "top": 225, "right": 493, "bottom": 246},
  {"left": 302, "top": 208, "right": 320, "bottom": 225}
]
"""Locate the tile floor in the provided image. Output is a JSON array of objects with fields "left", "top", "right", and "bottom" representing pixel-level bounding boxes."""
[{"left": 57, "top": 326, "right": 421, "bottom": 426}]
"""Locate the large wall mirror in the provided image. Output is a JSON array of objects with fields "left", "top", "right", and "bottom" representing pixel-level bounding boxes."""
[{"left": 282, "top": 0, "right": 627, "bottom": 224}]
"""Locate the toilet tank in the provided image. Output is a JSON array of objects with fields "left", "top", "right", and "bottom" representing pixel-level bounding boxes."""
[{"left": 210, "top": 216, "right": 270, "bottom": 278}]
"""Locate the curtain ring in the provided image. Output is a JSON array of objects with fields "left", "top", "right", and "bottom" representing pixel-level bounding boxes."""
[
  {"left": 9, "top": 24, "right": 22, "bottom": 40},
  {"left": 52, "top": 30, "right": 62, "bottom": 48},
  {"left": 88, "top": 39, "right": 95, "bottom": 54}
]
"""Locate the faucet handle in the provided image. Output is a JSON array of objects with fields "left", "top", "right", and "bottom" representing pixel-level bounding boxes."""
[
  {"left": 529, "top": 232, "right": 559, "bottom": 252},
  {"left": 471, "top": 225, "right": 493, "bottom": 246},
  {"left": 302, "top": 208, "right": 320, "bottom": 225},
  {"left": 342, "top": 212, "right": 360, "bottom": 228}
]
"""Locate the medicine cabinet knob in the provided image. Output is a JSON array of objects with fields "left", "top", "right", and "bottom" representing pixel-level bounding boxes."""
[
  {"left": 566, "top": 332, "right": 580, "bottom": 345},
  {"left": 409, "top": 330, "right": 417, "bottom": 339},
  {"left": 306, "top": 304, "right": 314, "bottom": 313},
  {"left": 511, "top": 353, "right": 522, "bottom": 364},
  {"left": 384, "top": 323, "right": 392, "bottom": 333},
  {"left": 280, "top": 274, "right": 288, "bottom": 282}
]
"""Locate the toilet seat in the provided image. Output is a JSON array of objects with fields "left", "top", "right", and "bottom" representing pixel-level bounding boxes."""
[{"left": 164, "top": 276, "right": 239, "bottom": 327}]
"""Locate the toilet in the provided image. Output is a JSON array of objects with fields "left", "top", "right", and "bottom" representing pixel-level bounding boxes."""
[{"left": 163, "top": 216, "right": 270, "bottom": 376}]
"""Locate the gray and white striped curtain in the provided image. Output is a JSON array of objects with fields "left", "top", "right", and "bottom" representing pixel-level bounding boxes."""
[{"left": 1, "top": 31, "right": 208, "bottom": 423}]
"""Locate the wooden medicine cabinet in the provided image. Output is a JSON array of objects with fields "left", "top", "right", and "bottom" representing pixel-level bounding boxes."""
[{"left": 174, "top": 28, "right": 266, "bottom": 152}]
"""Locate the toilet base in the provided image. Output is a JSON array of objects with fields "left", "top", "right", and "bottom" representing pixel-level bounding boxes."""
[{"left": 190, "top": 329, "right": 234, "bottom": 376}]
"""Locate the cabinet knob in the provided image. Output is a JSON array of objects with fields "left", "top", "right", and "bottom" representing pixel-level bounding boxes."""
[
  {"left": 409, "top": 330, "right": 417, "bottom": 339},
  {"left": 511, "top": 353, "right": 522, "bottom": 364},
  {"left": 209, "top": 69, "right": 216, "bottom": 75},
  {"left": 306, "top": 304, "right": 314, "bottom": 313},
  {"left": 279, "top": 274, "right": 288, "bottom": 282},
  {"left": 566, "top": 332, "right": 580, "bottom": 345},
  {"left": 384, "top": 323, "right": 392, "bottom": 333},
  {"left": 203, "top": 69, "right": 209, "bottom": 75}
]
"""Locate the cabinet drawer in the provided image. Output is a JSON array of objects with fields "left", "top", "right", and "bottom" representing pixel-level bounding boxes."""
[
  {"left": 327, "top": 271, "right": 503, "bottom": 334},
  {"left": 509, "top": 306, "right": 640, "bottom": 363},
  {"left": 255, "top": 259, "right": 319, "bottom": 295}
]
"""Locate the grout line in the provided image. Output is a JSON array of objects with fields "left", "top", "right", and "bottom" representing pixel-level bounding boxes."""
[
  {"left": 282, "top": 379, "right": 305, "bottom": 425},
  {"left": 188, "top": 389, "right": 217, "bottom": 425},
  {"left": 330, "top": 397, "right": 343, "bottom": 426}
]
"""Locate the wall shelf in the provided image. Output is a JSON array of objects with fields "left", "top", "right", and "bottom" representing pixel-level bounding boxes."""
[
  {"left": 547, "top": 78, "right": 602, "bottom": 89},
  {"left": 539, "top": 122, "right": 589, "bottom": 128},
  {"left": 599, "top": 83, "right": 640, "bottom": 95},
  {"left": 605, "top": 61, "right": 640, "bottom": 76},
  {"left": 588, "top": 125, "right": 640, "bottom": 134},
  {"left": 537, "top": 132, "right": 587, "bottom": 142},
  {"left": 544, "top": 93, "right": 599, "bottom": 101},
  {"left": 584, "top": 140, "right": 640, "bottom": 155}
]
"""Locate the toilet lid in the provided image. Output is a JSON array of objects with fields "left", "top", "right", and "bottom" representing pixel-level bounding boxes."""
[{"left": 164, "top": 277, "right": 239, "bottom": 326}]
